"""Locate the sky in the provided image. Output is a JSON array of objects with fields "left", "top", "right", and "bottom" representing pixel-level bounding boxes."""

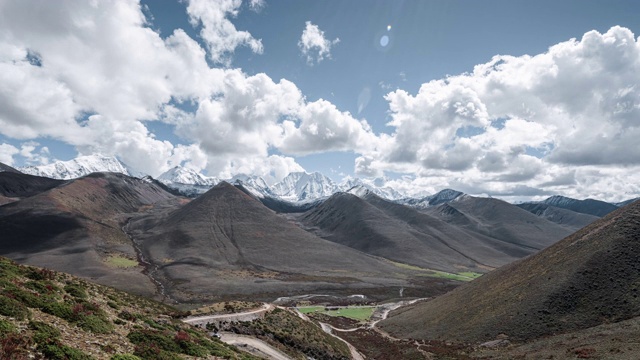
[{"left": 1, "top": 0, "right": 640, "bottom": 202}]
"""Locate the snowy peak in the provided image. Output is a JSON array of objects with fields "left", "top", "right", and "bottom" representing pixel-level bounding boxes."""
[
  {"left": 19, "top": 154, "right": 142, "bottom": 180},
  {"left": 272, "top": 172, "right": 338, "bottom": 202},
  {"left": 396, "top": 188, "right": 465, "bottom": 209},
  {"left": 157, "top": 166, "right": 219, "bottom": 186},
  {"left": 230, "top": 173, "right": 273, "bottom": 198},
  {"left": 338, "top": 177, "right": 404, "bottom": 201},
  {"left": 346, "top": 185, "right": 373, "bottom": 198}
]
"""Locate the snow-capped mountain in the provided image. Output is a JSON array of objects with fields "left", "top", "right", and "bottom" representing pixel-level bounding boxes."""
[
  {"left": 157, "top": 166, "right": 220, "bottom": 197},
  {"left": 271, "top": 172, "right": 338, "bottom": 202},
  {"left": 157, "top": 166, "right": 219, "bottom": 186},
  {"left": 396, "top": 189, "right": 464, "bottom": 209},
  {"left": 346, "top": 185, "right": 374, "bottom": 198},
  {"left": 230, "top": 174, "right": 273, "bottom": 198},
  {"left": 19, "top": 154, "right": 144, "bottom": 180},
  {"left": 339, "top": 177, "right": 404, "bottom": 201}
]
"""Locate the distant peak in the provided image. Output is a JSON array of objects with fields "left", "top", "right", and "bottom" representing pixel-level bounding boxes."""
[{"left": 346, "top": 185, "right": 373, "bottom": 198}]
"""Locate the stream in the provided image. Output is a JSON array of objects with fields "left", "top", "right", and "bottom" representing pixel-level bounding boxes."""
[{"left": 122, "top": 217, "right": 175, "bottom": 303}]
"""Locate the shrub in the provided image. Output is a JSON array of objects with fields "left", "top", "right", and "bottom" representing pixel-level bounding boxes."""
[
  {"left": 41, "top": 301, "right": 73, "bottom": 320},
  {"left": 128, "top": 330, "right": 181, "bottom": 353},
  {"left": 107, "top": 301, "right": 120, "bottom": 310},
  {"left": 0, "top": 333, "right": 32, "bottom": 359},
  {"left": 0, "top": 319, "right": 16, "bottom": 336},
  {"left": 132, "top": 342, "right": 178, "bottom": 360},
  {"left": 118, "top": 310, "right": 138, "bottom": 322},
  {"left": 64, "top": 284, "right": 88, "bottom": 299},
  {"left": 6, "top": 287, "right": 48, "bottom": 309},
  {"left": 40, "top": 343, "right": 94, "bottom": 360},
  {"left": 76, "top": 314, "right": 113, "bottom": 334},
  {"left": 111, "top": 355, "right": 142, "bottom": 360},
  {"left": 0, "top": 296, "right": 29, "bottom": 320},
  {"left": 29, "top": 321, "right": 61, "bottom": 344},
  {"left": 26, "top": 268, "right": 55, "bottom": 281}
]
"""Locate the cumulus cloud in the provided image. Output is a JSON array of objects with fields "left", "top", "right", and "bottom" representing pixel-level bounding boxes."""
[
  {"left": 298, "top": 21, "right": 340, "bottom": 64},
  {"left": 0, "top": 143, "right": 19, "bottom": 165},
  {"left": 186, "top": 0, "right": 263, "bottom": 65},
  {"left": 365, "top": 26, "right": 640, "bottom": 201},
  {"left": 280, "top": 99, "right": 379, "bottom": 155}
]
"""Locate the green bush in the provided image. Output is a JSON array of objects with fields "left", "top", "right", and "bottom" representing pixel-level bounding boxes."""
[
  {"left": 40, "top": 343, "right": 94, "bottom": 360},
  {"left": 30, "top": 321, "right": 61, "bottom": 344},
  {"left": 6, "top": 286, "right": 50, "bottom": 309},
  {"left": 26, "top": 268, "right": 55, "bottom": 281},
  {"left": 42, "top": 301, "right": 73, "bottom": 320},
  {"left": 64, "top": 284, "right": 88, "bottom": 299},
  {"left": 111, "top": 355, "right": 142, "bottom": 360},
  {"left": 107, "top": 301, "right": 120, "bottom": 310},
  {"left": 127, "top": 330, "right": 181, "bottom": 354},
  {"left": 0, "top": 295, "right": 29, "bottom": 320},
  {"left": 0, "top": 319, "right": 16, "bottom": 336},
  {"left": 76, "top": 314, "right": 113, "bottom": 334}
]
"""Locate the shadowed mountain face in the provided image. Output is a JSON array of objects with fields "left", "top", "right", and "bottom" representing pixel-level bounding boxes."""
[
  {"left": 380, "top": 200, "right": 640, "bottom": 343},
  {"left": 128, "top": 182, "right": 413, "bottom": 302},
  {"left": 0, "top": 161, "right": 21, "bottom": 173},
  {"left": 541, "top": 195, "right": 619, "bottom": 217},
  {"left": 0, "top": 172, "right": 178, "bottom": 297},
  {"left": 517, "top": 202, "right": 599, "bottom": 229},
  {"left": 0, "top": 172, "right": 64, "bottom": 198},
  {"left": 300, "top": 192, "right": 576, "bottom": 273},
  {"left": 423, "top": 195, "right": 579, "bottom": 250}
]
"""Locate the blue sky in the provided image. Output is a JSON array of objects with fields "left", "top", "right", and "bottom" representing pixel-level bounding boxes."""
[{"left": 1, "top": 0, "right": 640, "bottom": 201}]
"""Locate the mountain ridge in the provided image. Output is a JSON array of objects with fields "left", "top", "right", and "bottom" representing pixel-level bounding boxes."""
[{"left": 380, "top": 199, "right": 640, "bottom": 343}]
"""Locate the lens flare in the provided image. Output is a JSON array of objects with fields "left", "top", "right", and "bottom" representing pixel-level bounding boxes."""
[
  {"left": 387, "top": 25, "right": 392, "bottom": 31},
  {"left": 380, "top": 35, "right": 390, "bottom": 47}
]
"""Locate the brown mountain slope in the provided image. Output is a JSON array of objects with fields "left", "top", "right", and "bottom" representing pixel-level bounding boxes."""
[
  {"left": 128, "top": 182, "right": 413, "bottom": 302},
  {"left": 300, "top": 192, "right": 575, "bottom": 273},
  {"left": 424, "top": 195, "right": 577, "bottom": 250},
  {"left": 517, "top": 202, "right": 600, "bottom": 229},
  {"left": 379, "top": 200, "right": 640, "bottom": 343},
  {"left": 301, "top": 192, "right": 519, "bottom": 272},
  {"left": 0, "top": 172, "right": 179, "bottom": 297},
  {"left": 0, "top": 171, "right": 64, "bottom": 205}
]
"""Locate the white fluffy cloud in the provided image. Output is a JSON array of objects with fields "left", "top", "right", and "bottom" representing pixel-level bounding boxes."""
[
  {"left": 0, "top": 143, "right": 19, "bottom": 166},
  {"left": 186, "top": 0, "right": 263, "bottom": 65},
  {"left": 298, "top": 21, "right": 340, "bottom": 64},
  {"left": 366, "top": 26, "right": 640, "bottom": 201}
]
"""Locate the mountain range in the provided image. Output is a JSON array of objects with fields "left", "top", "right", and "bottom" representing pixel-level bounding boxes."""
[
  {"left": 3, "top": 155, "right": 640, "bottom": 358},
  {"left": 13, "top": 154, "right": 637, "bottom": 212},
  {"left": 2, "top": 154, "right": 638, "bottom": 303}
]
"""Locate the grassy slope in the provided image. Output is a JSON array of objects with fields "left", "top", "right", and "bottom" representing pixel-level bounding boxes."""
[
  {"left": 380, "top": 200, "right": 640, "bottom": 344},
  {"left": 0, "top": 257, "right": 257, "bottom": 360}
]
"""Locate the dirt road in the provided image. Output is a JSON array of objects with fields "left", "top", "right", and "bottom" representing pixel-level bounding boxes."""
[
  {"left": 183, "top": 303, "right": 273, "bottom": 326},
  {"left": 219, "top": 332, "right": 293, "bottom": 360}
]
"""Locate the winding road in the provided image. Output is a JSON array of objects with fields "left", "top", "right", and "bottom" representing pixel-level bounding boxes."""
[
  {"left": 183, "top": 303, "right": 274, "bottom": 325},
  {"left": 182, "top": 298, "right": 428, "bottom": 359},
  {"left": 219, "top": 333, "right": 293, "bottom": 360}
]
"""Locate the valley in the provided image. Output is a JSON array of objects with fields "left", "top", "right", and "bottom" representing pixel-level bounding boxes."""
[{"left": 2, "top": 162, "right": 640, "bottom": 359}]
